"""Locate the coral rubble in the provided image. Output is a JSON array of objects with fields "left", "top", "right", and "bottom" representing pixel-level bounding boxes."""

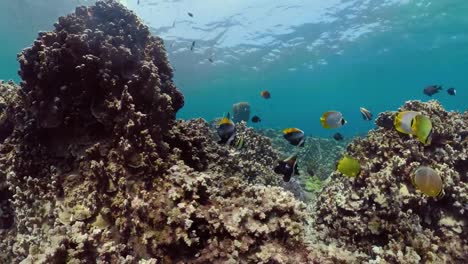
[
  {"left": 0, "top": 1, "right": 312, "bottom": 263},
  {"left": 310, "top": 100, "right": 468, "bottom": 263}
]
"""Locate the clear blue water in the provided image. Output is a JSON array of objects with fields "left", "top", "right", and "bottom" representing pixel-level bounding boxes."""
[{"left": 1, "top": 0, "right": 466, "bottom": 138}]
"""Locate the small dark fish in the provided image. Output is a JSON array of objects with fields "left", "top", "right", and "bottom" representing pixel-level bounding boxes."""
[
  {"left": 447, "top": 87, "right": 456, "bottom": 96},
  {"left": 251, "top": 115, "right": 261, "bottom": 123},
  {"left": 137, "top": 0, "right": 140, "bottom": 5},
  {"left": 190, "top": 41, "right": 196, "bottom": 51},
  {"left": 260, "top": 90, "right": 271, "bottom": 99},
  {"left": 188, "top": 12, "right": 194, "bottom": 17},
  {"left": 208, "top": 58, "right": 214, "bottom": 63},
  {"left": 283, "top": 128, "right": 305, "bottom": 147},
  {"left": 172, "top": 20, "right": 176, "bottom": 27},
  {"left": 217, "top": 113, "right": 236, "bottom": 145},
  {"left": 423, "top": 85, "right": 442, "bottom": 96},
  {"left": 274, "top": 154, "right": 300, "bottom": 182},
  {"left": 333, "top": 132, "right": 344, "bottom": 141},
  {"left": 360, "top": 107, "right": 373, "bottom": 121}
]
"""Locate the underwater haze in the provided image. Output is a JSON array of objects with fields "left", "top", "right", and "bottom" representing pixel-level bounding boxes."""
[{"left": 0, "top": 0, "right": 466, "bottom": 137}]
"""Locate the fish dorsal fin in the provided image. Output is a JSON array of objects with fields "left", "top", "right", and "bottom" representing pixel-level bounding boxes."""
[
  {"left": 219, "top": 117, "right": 233, "bottom": 126},
  {"left": 283, "top": 128, "right": 302, "bottom": 134}
]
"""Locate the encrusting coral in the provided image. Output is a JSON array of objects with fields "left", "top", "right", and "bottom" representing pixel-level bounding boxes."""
[
  {"left": 309, "top": 100, "right": 468, "bottom": 263},
  {"left": 0, "top": 1, "right": 313, "bottom": 263}
]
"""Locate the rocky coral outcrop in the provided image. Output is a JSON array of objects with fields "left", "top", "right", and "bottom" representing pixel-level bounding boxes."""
[
  {"left": 310, "top": 100, "right": 468, "bottom": 263},
  {"left": 0, "top": 1, "right": 313, "bottom": 263}
]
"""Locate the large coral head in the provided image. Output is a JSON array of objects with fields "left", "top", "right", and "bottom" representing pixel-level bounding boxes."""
[{"left": 17, "top": 0, "right": 183, "bottom": 131}]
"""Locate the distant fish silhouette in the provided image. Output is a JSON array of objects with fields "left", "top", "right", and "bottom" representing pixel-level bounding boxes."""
[
  {"left": 260, "top": 90, "right": 271, "bottom": 99},
  {"left": 208, "top": 58, "right": 214, "bottom": 63},
  {"left": 190, "top": 41, "right": 196, "bottom": 51},
  {"left": 423, "top": 85, "right": 442, "bottom": 96},
  {"left": 251, "top": 115, "right": 261, "bottom": 123},
  {"left": 447, "top": 87, "right": 456, "bottom": 96},
  {"left": 333, "top": 132, "right": 344, "bottom": 141},
  {"left": 137, "top": 0, "right": 140, "bottom": 5},
  {"left": 188, "top": 12, "right": 194, "bottom": 17},
  {"left": 172, "top": 20, "right": 176, "bottom": 27}
]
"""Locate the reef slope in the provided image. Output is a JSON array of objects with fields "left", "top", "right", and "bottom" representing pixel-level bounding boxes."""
[{"left": 310, "top": 100, "right": 468, "bottom": 263}]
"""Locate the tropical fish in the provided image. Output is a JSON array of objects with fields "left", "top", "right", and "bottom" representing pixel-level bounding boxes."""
[
  {"left": 188, "top": 12, "right": 194, "bottom": 17},
  {"left": 411, "top": 114, "right": 433, "bottom": 146},
  {"left": 251, "top": 115, "right": 261, "bottom": 123},
  {"left": 320, "top": 111, "right": 346, "bottom": 129},
  {"left": 260, "top": 90, "right": 271, "bottom": 99},
  {"left": 333, "top": 132, "right": 344, "bottom": 141},
  {"left": 337, "top": 155, "right": 361, "bottom": 177},
  {"left": 217, "top": 113, "right": 236, "bottom": 145},
  {"left": 411, "top": 166, "right": 443, "bottom": 198},
  {"left": 208, "top": 58, "right": 214, "bottom": 63},
  {"left": 447, "top": 87, "right": 456, "bottom": 96},
  {"left": 423, "top": 85, "right": 442, "bottom": 96},
  {"left": 274, "top": 154, "right": 299, "bottom": 182},
  {"left": 283, "top": 128, "right": 305, "bottom": 147},
  {"left": 233, "top": 134, "right": 245, "bottom": 150},
  {"left": 190, "top": 41, "right": 196, "bottom": 51},
  {"left": 360, "top": 107, "right": 373, "bottom": 121},
  {"left": 394, "top": 111, "right": 420, "bottom": 135}
]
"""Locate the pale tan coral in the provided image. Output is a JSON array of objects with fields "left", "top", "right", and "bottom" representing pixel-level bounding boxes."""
[{"left": 309, "top": 100, "right": 468, "bottom": 262}]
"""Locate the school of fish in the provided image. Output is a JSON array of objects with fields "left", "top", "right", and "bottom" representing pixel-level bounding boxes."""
[{"left": 214, "top": 86, "right": 454, "bottom": 199}]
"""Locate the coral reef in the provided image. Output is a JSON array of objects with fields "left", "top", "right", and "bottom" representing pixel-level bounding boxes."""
[
  {"left": 0, "top": 1, "right": 313, "bottom": 263},
  {"left": 309, "top": 100, "right": 468, "bottom": 263},
  {"left": 260, "top": 128, "right": 350, "bottom": 180},
  {"left": 232, "top": 101, "right": 250, "bottom": 123},
  {"left": 258, "top": 128, "right": 349, "bottom": 201},
  {"left": 0, "top": 81, "right": 18, "bottom": 143},
  {"left": 2, "top": 0, "right": 466, "bottom": 263}
]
